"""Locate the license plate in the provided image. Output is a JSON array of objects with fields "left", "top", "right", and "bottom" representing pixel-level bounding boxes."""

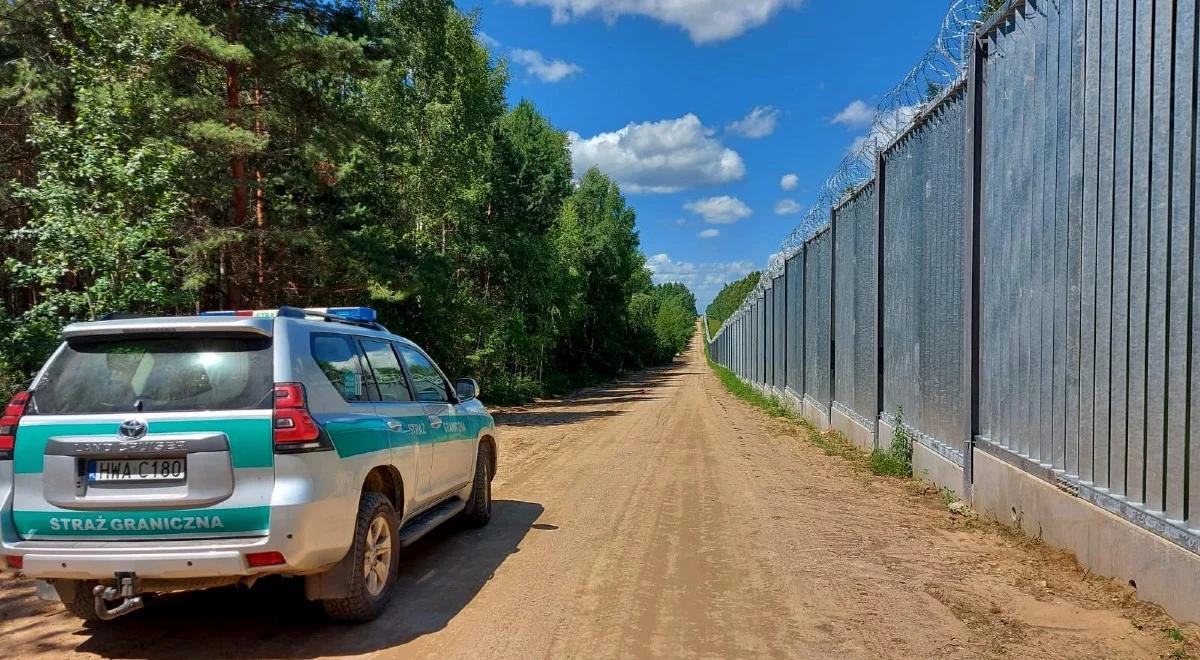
[{"left": 87, "top": 458, "right": 186, "bottom": 483}]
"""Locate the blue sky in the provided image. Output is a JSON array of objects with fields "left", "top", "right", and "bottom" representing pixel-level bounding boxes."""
[{"left": 458, "top": 0, "right": 951, "bottom": 308}]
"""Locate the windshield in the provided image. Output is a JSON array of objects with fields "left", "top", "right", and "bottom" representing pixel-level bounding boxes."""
[{"left": 31, "top": 335, "right": 274, "bottom": 415}]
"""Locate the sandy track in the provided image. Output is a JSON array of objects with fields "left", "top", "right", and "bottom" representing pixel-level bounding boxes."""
[{"left": 0, "top": 335, "right": 1196, "bottom": 658}]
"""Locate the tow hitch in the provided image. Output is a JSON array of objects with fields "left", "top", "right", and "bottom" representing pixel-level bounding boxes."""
[{"left": 92, "top": 572, "right": 145, "bottom": 620}]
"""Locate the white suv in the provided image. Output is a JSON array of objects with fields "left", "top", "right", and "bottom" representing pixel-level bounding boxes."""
[{"left": 0, "top": 306, "right": 497, "bottom": 622}]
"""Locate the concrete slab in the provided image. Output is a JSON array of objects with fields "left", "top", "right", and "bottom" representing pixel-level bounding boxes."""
[
  {"left": 913, "top": 442, "right": 965, "bottom": 499},
  {"left": 831, "top": 406, "right": 876, "bottom": 451},
  {"left": 972, "top": 449, "right": 1200, "bottom": 624},
  {"left": 801, "top": 398, "right": 831, "bottom": 431}
]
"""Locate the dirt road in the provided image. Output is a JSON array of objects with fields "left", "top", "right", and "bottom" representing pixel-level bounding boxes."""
[{"left": 1, "top": 335, "right": 1196, "bottom": 658}]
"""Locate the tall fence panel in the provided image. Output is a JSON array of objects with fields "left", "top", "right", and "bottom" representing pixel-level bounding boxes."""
[
  {"left": 880, "top": 83, "right": 968, "bottom": 454},
  {"left": 772, "top": 274, "right": 787, "bottom": 389},
  {"left": 804, "top": 230, "right": 833, "bottom": 410},
  {"left": 766, "top": 286, "right": 776, "bottom": 387},
  {"left": 832, "top": 182, "right": 879, "bottom": 429},
  {"left": 785, "top": 252, "right": 805, "bottom": 395},
  {"left": 978, "top": 0, "right": 1199, "bottom": 537}
]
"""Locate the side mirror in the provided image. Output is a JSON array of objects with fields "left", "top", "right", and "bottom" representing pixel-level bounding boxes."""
[{"left": 455, "top": 377, "right": 480, "bottom": 402}]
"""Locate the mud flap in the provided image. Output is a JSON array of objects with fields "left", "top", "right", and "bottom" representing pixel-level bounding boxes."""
[
  {"left": 303, "top": 547, "right": 354, "bottom": 601},
  {"left": 35, "top": 579, "right": 60, "bottom": 602}
]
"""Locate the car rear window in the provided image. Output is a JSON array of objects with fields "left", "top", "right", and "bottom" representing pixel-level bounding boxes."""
[{"left": 30, "top": 335, "right": 274, "bottom": 415}]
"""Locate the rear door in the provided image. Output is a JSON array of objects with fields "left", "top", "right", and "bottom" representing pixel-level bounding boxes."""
[{"left": 12, "top": 332, "right": 275, "bottom": 541}]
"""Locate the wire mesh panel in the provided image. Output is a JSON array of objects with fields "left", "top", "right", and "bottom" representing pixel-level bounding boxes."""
[
  {"left": 832, "top": 182, "right": 879, "bottom": 424},
  {"left": 804, "top": 230, "right": 833, "bottom": 406},
  {"left": 786, "top": 251, "right": 805, "bottom": 394},
  {"left": 880, "top": 84, "right": 967, "bottom": 447},
  {"left": 773, "top": 275, "right": 787, "bottom": 389}
]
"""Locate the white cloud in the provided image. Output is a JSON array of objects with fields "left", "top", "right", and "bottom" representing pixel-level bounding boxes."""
[
  {"left": 780, "top": 173, "right": 799, "bottom": 190},
  {"left": 685, "top": 195, "right": 752, "bottom": 224},
  {"left": 698, "top": 228, "right": 720, "bottom": 238},
  {"left": 675, "top": 218, "right": 686, "bottom": 226},
  {"left": 568, "top": 114, "right": 745, "bottom": 194},
  {"left": 509, "top": 49, "right": 583, "bottom": 83},
  {"left": 645, "top": 253, "right": 757, "bottom": 308},
  {"left": 727, "top": 105, "right": 780, "bottom": 139},
  {"left": 477, "top": 31, "right": 501, "bottom": 49},
  {"left": 774, "top": 199, "right": 802, "bottom": 215},
  {"left": 831, "top": 99, "right": 874, "bottom": 128},
  {"left": 511, "top": 0, "right": 805, "bottom": 44}
]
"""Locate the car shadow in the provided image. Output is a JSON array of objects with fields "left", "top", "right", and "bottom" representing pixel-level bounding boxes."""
[{"left": 65, "top": 500, "right": 544, "bottom": 659}]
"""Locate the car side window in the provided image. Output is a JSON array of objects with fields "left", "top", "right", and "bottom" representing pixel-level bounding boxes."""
[
  {"left": 311, "top": 334, "right": 373, "bottom": 402},
  {"left": 397, "top": 345, "right": 449, "bottom": 403},
  {"left": 359, "top": 339, "right": 413, "bottom": 402}
]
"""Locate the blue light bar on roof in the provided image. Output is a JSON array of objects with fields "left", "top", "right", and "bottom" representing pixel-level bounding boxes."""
[
  {"left": 199, "top": 307, "right": 378, "bottom": 323},
  {"left": 310, "top": 307, "right": 377, "bottom": 323}
]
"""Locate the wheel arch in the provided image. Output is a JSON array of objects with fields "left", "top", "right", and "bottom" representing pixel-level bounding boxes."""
[
  {"left": 361, "top": 465, "right": 404, "bottom": 519},
  {"left": 479, "top": 434, "right": 497, "bottom": 481}
]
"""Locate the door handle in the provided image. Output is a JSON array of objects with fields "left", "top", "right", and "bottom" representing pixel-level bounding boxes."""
[
  {"left": 386, "top": 420, "right": 409, "bottom": 432},
  {"left": 427, "top": 415, "right": 442, "bottom": 429}
]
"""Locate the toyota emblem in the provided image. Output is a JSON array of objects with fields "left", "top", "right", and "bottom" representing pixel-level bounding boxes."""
[{"left": 118, "top": 419, "right": 148, "bottom": 440}]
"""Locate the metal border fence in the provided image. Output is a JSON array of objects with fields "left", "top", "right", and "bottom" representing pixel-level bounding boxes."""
[{"left": 705, "top": 0, "right": 1200, "bottom": 556}]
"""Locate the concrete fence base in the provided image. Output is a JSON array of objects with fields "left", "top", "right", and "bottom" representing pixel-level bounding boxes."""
[
  {"left": 831, "top": 405, "right": 875, "bottom": 451},
  {"left": 971, "top": 450, "right": 1200, "bottom": 624},
  {"left": 914, "top": 443, "right": 966, "bottom": 500}
]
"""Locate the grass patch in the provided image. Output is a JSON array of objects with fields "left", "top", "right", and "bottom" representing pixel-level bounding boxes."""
[
  {"left": 868, "top": 409, "right": 914, "bottom": 478},
  {"left": 1168, "top": 627, "right": 1186, "bottom": 643}
]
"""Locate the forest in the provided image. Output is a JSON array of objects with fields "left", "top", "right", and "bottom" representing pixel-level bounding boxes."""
[
  {"left": 0, "top": 0, "right": 698, "bottom": 402},
  {"left": 704, "top": 272, "right": 759, "bottom": 337}
]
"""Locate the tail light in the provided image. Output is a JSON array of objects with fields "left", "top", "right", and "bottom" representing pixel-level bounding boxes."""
[
  {"left": 0, "top": 391, "right": 30, "bottom": 460},
  {"left": 245, "top": 551, "right": 286, "bottom": 568},
  {"left": 272, "top": 383, "right": 329, "bottom": 453}
]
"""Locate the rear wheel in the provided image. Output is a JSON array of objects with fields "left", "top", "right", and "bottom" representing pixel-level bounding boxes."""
[
  {"left": 322, "top": 492, "right": 398, "bottom": 622},
  {"left": 55, "top": 579, "right": 104, "bottom": 622},
  {"left": 459, "top": 443, "right": 493, "bottom": 528}
]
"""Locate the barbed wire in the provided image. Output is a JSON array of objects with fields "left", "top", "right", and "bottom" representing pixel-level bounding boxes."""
[{"left": 714, "top": 0, "right": 991, "bottom": 340}]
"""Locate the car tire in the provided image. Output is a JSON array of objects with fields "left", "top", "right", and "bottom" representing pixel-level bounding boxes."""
[
  {"left": 459, "top": 443, "right": 492, "bottom": 528},
  {"left": 322, "top": 492, "right": 399, "bottom": 622},
  {"left": 56, "top": 579, "right": 104, "bottom": 622}
]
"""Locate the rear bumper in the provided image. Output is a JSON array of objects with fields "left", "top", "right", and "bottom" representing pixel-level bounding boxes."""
[{"left": 0, "top": 454, "right": 359, "bottom": 581}]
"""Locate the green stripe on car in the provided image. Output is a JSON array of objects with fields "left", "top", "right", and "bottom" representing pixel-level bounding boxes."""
[{"left": 13, "top": 506, "right": 270, "bottom": 537}]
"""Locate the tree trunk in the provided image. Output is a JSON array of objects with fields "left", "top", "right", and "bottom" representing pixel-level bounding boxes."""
[
  {"left": 254, "top": 85, "right": 265, "bottom": 306},
  {"left": 226, "top": 0, "right": 245, "bottom": 308}
]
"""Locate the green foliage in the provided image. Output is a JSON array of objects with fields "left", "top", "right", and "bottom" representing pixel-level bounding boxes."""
[
  {"left": 981, "top": 0, "right": 1008, "bottom": 21},
  {"left": 0, "top": 0, "right": 696, "bottom": 402},
  {"left": 869, "top": 408, "right": 915, "bottom": 478},
  {"left": 705, "top": 271, "right": 761, "bottom": 336}
]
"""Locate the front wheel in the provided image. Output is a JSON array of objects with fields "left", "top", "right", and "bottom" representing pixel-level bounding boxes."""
[
  {"left": 459, "top": 443, "right": 493, "bottom": 528},
  {"left": 322, "top": 492, "right": 398, "bottom": 622}
]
